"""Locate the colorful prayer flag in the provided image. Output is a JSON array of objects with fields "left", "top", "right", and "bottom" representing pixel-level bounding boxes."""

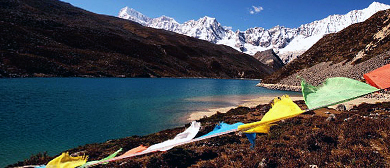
[
  {"left": 363, "top": 63, "right": 390, "bottom": 90},
  {"left": 143, "top": 121, "right": 201, "bottom": 153},
  {"left": 197, "top": 122, "right": 258, "bottom": 149},
  {"left": 301, "top": 77, "right": 380, "bottom": 109},
  {"left": 115, "top": 145, "right": 147, "bottom": 159},
  {"left": 242, "top": 124, "right": 272, "bottom": 134},
  {"left": 80, "top": 148, "right": 122, "bottom": 167},
  {"left": 238, "top": 95, "right": 303, "bottom": 132},
  {"left": 199, "top": 122, "right": 243, "bottom": 138},
  {"left": 92, "top": 145, "right": 148, "bottom": 165},
  {"left": 245, "top": 133, "right": 256, "bottom": 149},
  {"left": 46, "top": 152, "right": 87, "bottom": 168}
]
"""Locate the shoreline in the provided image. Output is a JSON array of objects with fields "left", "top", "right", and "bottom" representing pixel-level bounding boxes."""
[
  {"left": 187, "top": 95, "right": 304, "bottom": 121},
  {"left": 188, "top": 92, "right": 390, "bottom": 121},
  {"left": 256, "top": 83, "right": 302, "bottom": 92}
]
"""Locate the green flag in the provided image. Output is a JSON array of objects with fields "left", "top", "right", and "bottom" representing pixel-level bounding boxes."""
[
  {"left": 80, "top": 148, "right": 122, "bottom": 167},
  {"left": 301, "top": 77, "right": 380, "bottom": 110}
]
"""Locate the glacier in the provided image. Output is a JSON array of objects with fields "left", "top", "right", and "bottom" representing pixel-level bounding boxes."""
[{"left": 118, "top": 2, "right": 390, "bottom": 63}]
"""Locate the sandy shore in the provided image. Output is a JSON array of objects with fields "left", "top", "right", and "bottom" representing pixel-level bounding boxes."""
[
  {"left": 188, "top": 95, "right": 304, "bottom": 121},
  {"left": 188, "top": 93, "right": 390, "bottom": 121}
]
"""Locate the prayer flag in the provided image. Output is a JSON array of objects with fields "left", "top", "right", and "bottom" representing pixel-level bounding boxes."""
[
  {"left": 363, "top": 63, "right": 390, "bottom": 90},
  {"left": 143, "top": 121, "right": 200, "bottom": 153},
  {"left": 79, "top": 148, "right": 122, "bottom": 167},
  {"left": 242, "top": 124, "right": 273, "bottom": 149},
  {"left": 46, "top": 152, "right": 87, "bottom": 168},
  {"left": 242, "top": 124, "right": 272, "bottom": 134},
  {"left": 238, "top": 95, "right": 303, "bottom": 132},
  {"left": 199, "top": 122, "right": 243, "bottom": 138},
  {"left": 301, "top": 77, "right": 380, "bottom": 109},
  {"left": 245, "top": 133, "right": 256, "bottom": 149},
  {"left": 198, "top": 122, "right": 258, "bottom": 149},
  {"left": 116, "top": 145, "right": 147, "bottom": 159},
  {"left": 92, "top": 145, "right": 147, "bottom": 166}
]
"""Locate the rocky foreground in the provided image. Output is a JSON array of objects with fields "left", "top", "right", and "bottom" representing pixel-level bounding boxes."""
[{"left": 9, "top": 100, "right": 390, "bottom": 167}]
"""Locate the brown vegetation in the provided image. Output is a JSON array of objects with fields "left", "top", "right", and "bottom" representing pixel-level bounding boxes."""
[{"left": 9, "top": 101, "right": 390, "bottom": 167}]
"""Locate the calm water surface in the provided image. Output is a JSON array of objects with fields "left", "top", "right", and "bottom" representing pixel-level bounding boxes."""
[{"left": 0, "top": 78, "right": 300, "bottom": 166}]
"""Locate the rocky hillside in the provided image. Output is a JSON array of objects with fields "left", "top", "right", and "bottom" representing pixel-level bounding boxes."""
[
  {"left": 253, "top": 49, "right": 284, "bottom": 71},
  {"left": 0, "top": 0, "right": 272, "bottom": 78},
  {"left": 262, "top": 9, "right": 390, "bottom": 87}
]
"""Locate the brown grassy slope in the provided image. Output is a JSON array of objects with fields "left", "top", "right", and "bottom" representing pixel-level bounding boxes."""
[
  {"left": 0, "top": 0, "right": 272, "bottom": 78},
  {"left": 263, "top": 9, "right": 390, "bottom": 84},
  {"left": 9, "top": 101, "right": 390, "bottom": 167}
]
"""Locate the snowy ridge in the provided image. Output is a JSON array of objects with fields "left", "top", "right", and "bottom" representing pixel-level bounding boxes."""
[
  {"left": 118, "top": 7, "right": 151, "bottom": 25},
  {"left": 118, "top": 2, "right": 390, "bottom": 63}
]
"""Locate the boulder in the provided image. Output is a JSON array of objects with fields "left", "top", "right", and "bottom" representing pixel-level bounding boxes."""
[{"left": 336, "top": 104, "right": 346, "bottom": 111}]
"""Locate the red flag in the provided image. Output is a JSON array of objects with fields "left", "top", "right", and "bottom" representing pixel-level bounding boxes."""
[{"left": 363, "top": 63, "right": 390, "bottom": 90}]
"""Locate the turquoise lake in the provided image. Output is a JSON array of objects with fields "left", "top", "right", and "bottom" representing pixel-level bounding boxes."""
[{"left": 0, "top": 78, "right": 300, "bottom": 166}]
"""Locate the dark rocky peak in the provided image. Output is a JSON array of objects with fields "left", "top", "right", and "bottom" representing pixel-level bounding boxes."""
[{"left": 253, "top": 49, "right": 284, "bottom": 71}]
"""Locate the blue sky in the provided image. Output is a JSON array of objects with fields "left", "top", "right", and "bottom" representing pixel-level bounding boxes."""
[{"left": 61, "top": 0, "right": 389, "bottom": 30}]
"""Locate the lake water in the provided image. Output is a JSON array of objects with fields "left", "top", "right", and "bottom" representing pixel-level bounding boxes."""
[{"left": 0, "top": 78, "right": 300, "bottom": 166}]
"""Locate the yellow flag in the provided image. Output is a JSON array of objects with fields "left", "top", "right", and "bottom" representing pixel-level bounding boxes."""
[
  {"left": 242, "top": 124, "right": 272, "bottom": 134},
  {"left": 46, "top": 152, "right": 88, "bottom": 168},
  {"left": 238, "top": 95, "right": 303, "bottom": 132}
]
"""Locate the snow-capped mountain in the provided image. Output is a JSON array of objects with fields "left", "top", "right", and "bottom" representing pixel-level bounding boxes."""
[
  {"left": 118, "top": 7, "right": 151, "bottom": 25},
  {"left": 118, "top": 2, "right": 390, "bottom": 63}
]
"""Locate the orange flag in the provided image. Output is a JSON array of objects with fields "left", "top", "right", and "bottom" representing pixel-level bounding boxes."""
[
  {"left": 106, "top": 145, "right": 147, "bottom": 162},
  {"left": 364, "top": 63, "right": 390, "bottom": 90},
  {"left": 88, "top": 145, "right": 147, "bottom": 166}
]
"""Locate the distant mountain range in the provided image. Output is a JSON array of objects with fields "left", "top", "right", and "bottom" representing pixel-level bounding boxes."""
[
  {"left": 119, "top": 2, "right": 390, "bottom": 63},
  {"left": 0, "top": 0, "right": 272, "bottom": 78},
  {"left": 263, "top": 8, "right": 390, "bottom": 86}
]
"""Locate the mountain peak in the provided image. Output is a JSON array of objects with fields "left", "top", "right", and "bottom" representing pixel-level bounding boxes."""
[
  {"left": 362, "top": 2, "right": 390, "bottom": 15},
  {"left": 200, "top": 16, "right": 216, "bottom": 20},
  {"left": 254, "top": 49, "right": 284, "bottom": 71},
  {"left": 118, "top": 7, "right": 138, "bottom": 16},
  {"left": 118, "top": 7, "right": 151, "bottom": 25},
  {"left": 368, "top": 1, "right": 390, "bottom": 9},
  {"left": 156, "top": 15, "right": 178, "bottom": 22},
  {"left": 197, "top": 16, "right": 218, "bottom": 25}
]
